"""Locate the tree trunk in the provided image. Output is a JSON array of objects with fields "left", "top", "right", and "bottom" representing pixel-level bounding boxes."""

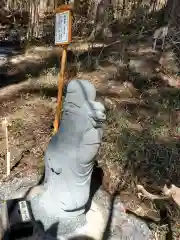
[
  {"left": 88, "top": 0, "right": 114, "bottom": 41},
  {"left": 168, "top": 0, "right": 180, "bottom": 75}
]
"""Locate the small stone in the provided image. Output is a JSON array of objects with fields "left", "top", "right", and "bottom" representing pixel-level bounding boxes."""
[{"left": 51, "top": 97, "right": 56, "bottom": 103}]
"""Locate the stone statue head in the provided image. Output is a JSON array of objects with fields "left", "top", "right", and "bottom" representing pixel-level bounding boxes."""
[{"left": 64, "top": 80, "right": 96, "bottom": 107}]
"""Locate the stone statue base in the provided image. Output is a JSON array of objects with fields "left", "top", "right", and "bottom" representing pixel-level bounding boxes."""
[
  {"left": 30, "top": 194, "right": 86, "bottom": 237},
  {"left": 0, "top": 186, "right": 153, "bottom": 240},
  {"left": 25, "top": 186, "right": 153, "bottom": 240}
]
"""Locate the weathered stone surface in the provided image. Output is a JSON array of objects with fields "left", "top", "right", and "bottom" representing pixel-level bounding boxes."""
[
  {"left": 0, "top": 80, "right": 153, "bottom": 239},
  {"left": 29, "top": 80, "right": 106, "bottom": 237},
  {"left": 0, "top": 200, "right": 9, "bottom": 239},
  {"left": 0, "top": 182, "right": 153, "bottom": 240}
]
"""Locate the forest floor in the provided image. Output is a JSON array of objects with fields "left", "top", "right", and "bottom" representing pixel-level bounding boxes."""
[{"left": 0, "top": 41, "right": 180, "bottom": 239}]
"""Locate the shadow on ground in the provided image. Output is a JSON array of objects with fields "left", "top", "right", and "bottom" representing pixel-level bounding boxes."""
[
  {"left": 100, "top": 85, "right": 180, "bottom": 188},
  {"left": 0, "top": 52, "right": 60, "bottom": 88}
]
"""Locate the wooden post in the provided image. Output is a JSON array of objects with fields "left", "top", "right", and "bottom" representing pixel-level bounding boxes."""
[
  {"left": 53, "top": 4, "right": 73, "bottom": 134},
  {"left": 2, "top": 118, "right": 10, "bottom": 177},
  {"left": 53, "top": 46, "right": 67, "bottom": 133}
]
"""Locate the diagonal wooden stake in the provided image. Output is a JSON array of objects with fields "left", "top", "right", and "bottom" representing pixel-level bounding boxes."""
[{"left": 53, "top": 46, "right": 67, "bottom": 134}]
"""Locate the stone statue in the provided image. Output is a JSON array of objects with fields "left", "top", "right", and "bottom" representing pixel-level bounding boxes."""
[
  {"left": 28, "top": 79, "right": 106, "bottom": 238},
  {"left": 0, "top": 79, "right": 153, "bottom": 239}
]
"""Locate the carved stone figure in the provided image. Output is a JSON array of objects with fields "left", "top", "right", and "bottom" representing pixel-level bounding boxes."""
[
  {"left": 28, "top": 79, "right": 106, "bottom": 238},
  {"left": 0, "top": 80, "right": 153, "bottom": 239}
]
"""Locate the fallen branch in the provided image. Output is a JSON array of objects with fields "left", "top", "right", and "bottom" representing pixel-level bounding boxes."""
[
  {"left": 137, "top": 184, "right": 180, "bottom": 207},
  {"left": 137, "top": 185, "right": 170, "bottom": 200}
]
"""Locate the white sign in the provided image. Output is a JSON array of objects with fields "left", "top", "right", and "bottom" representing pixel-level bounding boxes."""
[
  {"left": 55, "top": 11, "right": 70, "bottom": 45},
  {"left": 19, "top": 201, "right": 31, "bottom": 222}
]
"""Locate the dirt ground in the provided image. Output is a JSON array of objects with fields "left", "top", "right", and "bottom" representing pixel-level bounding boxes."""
[
  {"left": 0, "top": 42, "right": 180, "bottom": 239},
  {"left": 0, "top": 77, "right": 56, "bottom": 181}
]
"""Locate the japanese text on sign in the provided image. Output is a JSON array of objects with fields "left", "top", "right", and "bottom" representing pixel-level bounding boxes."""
[
  {"left": 19, "top": 201, "right": 31, "bottom": 222},
  {"left": 55, "top": 11, "right": 70, "bottom": 44}
]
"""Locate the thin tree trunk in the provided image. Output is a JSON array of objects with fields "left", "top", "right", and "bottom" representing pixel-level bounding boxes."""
[{"left": 168, "top": 0, "right": 180, "bottom": 74}]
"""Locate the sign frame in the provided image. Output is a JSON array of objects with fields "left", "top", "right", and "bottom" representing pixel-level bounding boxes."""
[{"left": 55, "top": 4, "right": 73, "bottom": 46}]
